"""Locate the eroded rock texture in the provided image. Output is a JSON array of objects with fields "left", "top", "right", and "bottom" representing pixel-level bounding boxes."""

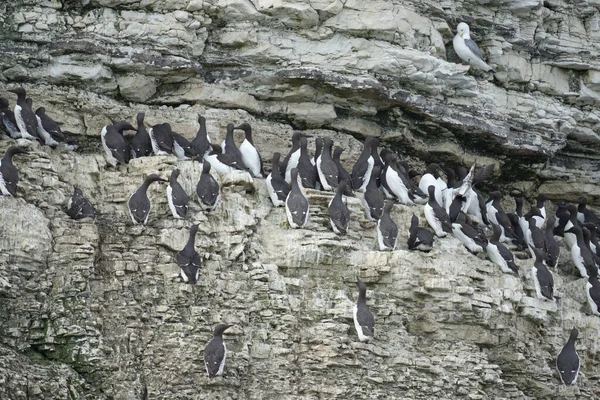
[{"left": 0, "top": 0, "right": 600, "bottom": 399}]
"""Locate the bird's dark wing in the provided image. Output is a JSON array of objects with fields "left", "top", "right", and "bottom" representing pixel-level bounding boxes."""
[
  {"left": 357, "top": 307, "right": 375, "bottom": 337},
  {"left": 204, "top": 338, "right": 226, "bottom": 378},
  {"left": 465, "top": 38, "right": 485, "bottom": 61}
]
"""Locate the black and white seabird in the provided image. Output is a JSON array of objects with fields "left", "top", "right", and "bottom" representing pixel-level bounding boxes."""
[
  {"left": 418, "top": 163, "right": 445, "bottom": 206},
  {"left": 8, "top": 87, "right": 39, "bottom": 140},
  {"left": 177, "top": 224, "right": 201, "bottom": 284},
  {"left": 101, "top": 121, "right": 135, "bottom": 166},
  {"left": 370, "top": 139, "right": 383, "bottom": 187},
  {"left": 377, "top": 200, "right": 398, "bottom": 251},
  {"left": 527, "top": 218, "right": 546, "bottom": 258},
  {"left": 191, "top": 115, "right": 212, "bottom": 159},
  {"left": 582, "top": 227, "right": 600, "bottom": 273},
  {"left": 407, "top": 214, "right": 434, "bottom": 252},
  {"left": 316, "top": 137, "right": 338, "bottom": 191},
  {"left": 171, "top": 130, "right": 197, "bottom": 160},
  {"left": 544, "top": 216, "right": 560, "bottom": 269},
  {"left": 266, "top": 152, "right": 290, "bottom": 207},
  {"left": 424, "top": 185, "right": 453, "bottom": 237},
  {"left": 332, "top": 146, "right": 353, "bottom": 197},
  {"left": 553, "top": 201, "right": 570, "bottom": 237},
  {"left": 0, "top": 146, "right": 28, "bottom": 197},
  {"left": 235, "top": 122, "right": 263, "bottom": 178},
  {"left": 487, "top": 224, "right": 518, "bottom": 274},
  {"left": 351, "top": 136, "right": 376, "bottom": 192},
  {"left": 167, "top": 169, "right": 189, "bottom": 219},
  {"left": 127, "top": 174, "right": 167, "bottom": 225},
  {"left": 204, "top": 324, "right": 233, "bottom": 378},
  {"left": 578, "top": 196, "right": 599, "bottom": 227},
  {"left": 131, "top": 112, "right": 153, "bottom": 158},
  {"left": 452, "top": 213, "right": 487, "bottom": 254},
  {"left": 281, "top": 132, "right": 310, "bottom": 183},
  {"left": 328, "top": 180, "right": 351, "bottom": 235},
  {"left": 382, "top": 152, "right": 413, "bottom": 205},
  {"left": 486, "top": 191, "right": 517, "bottom": 243},
  {"left": 564, "top": 225, "right": 596, "bottom": 278},
  {"left": 296, "top": 136, "right": 317, "bottom": 189},
  {"left": 0, "top": 98, "right": 20, "bottom": 139},
  {"left": 584, "top": 223, "right": 600, "bottom": 256},
  {"left": 449, "top": 194, "right": 467, "bottom": 223},
  {"left": 362, "top": 166, "right": 384, "bottom": 221},
  {"left": 66, "top": 186, "right": 96, "bottom": 220},
  {"left": 354, "top": 277, "right": 375, "bottom": 342},
  {"left": 285, "top": 168, "right": 309, "bottom": 229},
  {"left": 221, "top": 123, "right": 248, "bottom": 169},
  {"left": 465, "top": 187, "right": 489, "bottom": 226},
  {"left": 556, "top": 328, "right": 580, "bottom": 385},
  {"left": 196, "top": 161, "right": 220, "bottom": 212},
  {"left": 35, "top": 107, "right": 66, "bottom": 147},
  {"left": 149, "top": 123, "right": 174, "bottom": 155},
  {"left": 531, "top": 248, "right": 554, "bottom": 300},
  {"left": 563, "top": 204, "right": 579, "bottom": 250},
  {"left": 313, "top": 137, "right": 323, "bottom": 167},
  {"left": 204, "top": 144, "right": 249, "bottom": 176},
  {"left": 507, "top": 197, "right": 528, "bottom": 250},
  {"left": 587, "top": 272, "right": 600, "bottom": 316},
  {"left": 525, "top": 194, "right": 549, "bottom": 229}
]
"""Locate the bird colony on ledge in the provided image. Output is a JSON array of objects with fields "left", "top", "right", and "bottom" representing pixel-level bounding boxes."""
[{"left": 0, "top": 18, "right": 597, "bottom": 382}]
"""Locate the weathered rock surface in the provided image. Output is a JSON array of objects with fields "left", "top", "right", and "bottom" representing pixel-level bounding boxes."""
[
  {"left": 0, "top": 139, "right": 599, "bottom": 399},
  {"left": 1, "top": 0, "right": 600, "bottom": 398}
]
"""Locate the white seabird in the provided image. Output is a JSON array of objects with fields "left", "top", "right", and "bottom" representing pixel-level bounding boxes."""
[{"left": 453, "top": 22, "right": 494, "bottom": 72}]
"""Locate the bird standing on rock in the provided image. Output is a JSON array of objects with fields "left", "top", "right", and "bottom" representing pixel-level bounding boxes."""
[
  {"left": 8, "top": 87, "right": 39, "bottom": 140},
  {"left": 204, "top": 324, "right": 234, "bottom": 378},
  {"left": 0, "top": 146, "right": 28, "bottom": 197},
  {"left": 328, "top": 179, "right": 351, "bottom": 235},
  {"left": 285, "top": 168, "right": 309, "bottom": 229},
  {"left": 101, "top": 121, "right": 135, "bottom": 166},
  {"left": 236, "top": 122, "right": 263, "bottom": 178},
  {"left": 127, "top": 174, "right": 167, "bottom": 225},
  {"left": 196, "top": 161, "right": 220, "bottom": 212},
  {"left": 316, "top": 137, "right": 338, "bottom": 191},
  {"left": 131, "top": 112, "right": 152, "bottom": 158},
  {"left": 377, "top": 200, "right": 398, "bottom": 251},
  {"left": 351, "top": 136, "right": 377, "bottom": 192},
  {"left": 266, "top": 152, "right": 290, "bottom": 207},
  {"left": 67, "top": 186, "right": 96, "bottom": 220},
  {"left": 407, "top": 214, "right": 434, "bottom": 252},
  {"left": 166, "top": 169, "right": 189, "bottom": 219},
  {"left": 556, "top": 328, "right": 580, "bottom": 385},
  {"left": 354, "top": 277, "right": 375, "bottom": 343},
  {"left": 453, "top": 22, "right": 494, "bottom": 72},
  {"left": 177, "top": 224, "right": 201, "bottom": 285}
]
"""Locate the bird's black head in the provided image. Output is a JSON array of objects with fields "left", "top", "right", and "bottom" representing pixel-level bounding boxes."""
[
  {"left": 145, "top": 173, "right": 167, "bottom": 184},
  {"left": 213, "top": 324, "right": 233, "bottom": 336},
  {"left": 114, "top": 121, "right": 136, "bottom": 133},
  {"left": 6, "top": 146, "right": 29, "bottom": 157},
  {"left": 0, "top": 97, "right": 9, "bottom": 109},
  {"left": 356, "top": 276, "right": 367, "bottom": 291},
  {"left": 8, "top": 87, "right": 26, "bottom": 98},
  {"left": 170, "top": 169, "right": 180, "bottom": 182},
  {"left": 202, "top": 160, "right": 212, "bottom": 174},
  {"left": 235, "top": 122, "right": 252, "bottom": 132},
  {"left": 333, "top": 146, "right": 344, "bottom": 159}
]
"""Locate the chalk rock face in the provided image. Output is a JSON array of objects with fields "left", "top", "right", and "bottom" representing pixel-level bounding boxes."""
[{"left": 1, "top": 0, "right": 600, "bottom": 398}]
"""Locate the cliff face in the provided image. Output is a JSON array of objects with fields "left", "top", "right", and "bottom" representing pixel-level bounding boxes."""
[{"left": 1, "top": 0, "right": 600, "bottom": 399}]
